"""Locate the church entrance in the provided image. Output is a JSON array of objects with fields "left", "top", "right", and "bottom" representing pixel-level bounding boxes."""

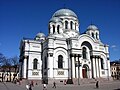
[{"left": 82, "top": 64, "right": 89, "bottom": 78}]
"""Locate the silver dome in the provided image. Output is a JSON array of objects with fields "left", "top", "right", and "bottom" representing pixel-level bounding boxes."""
[
  {"left": 36, "top": 33, "right": 45, "bottom": 38},
  {"left": 87, "top": 24, "right": 98, "bottom": 30},
  {"left": 52, "top": 9, "right": 78, "bottom": 18},
  {"left": 49, "top": 17, "right": 62, "bottom": 23}
]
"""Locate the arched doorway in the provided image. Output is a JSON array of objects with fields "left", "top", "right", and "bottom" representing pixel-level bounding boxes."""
[{"left": 82, "top": 64, "right": 89, "bottom": 78}]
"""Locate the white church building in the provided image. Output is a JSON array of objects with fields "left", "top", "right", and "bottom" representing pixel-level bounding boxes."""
[{"left": 19, "top": 8, "right": 111, "bottom": 84}]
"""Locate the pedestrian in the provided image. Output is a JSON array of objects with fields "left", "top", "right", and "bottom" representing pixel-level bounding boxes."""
[
  {"left": 52, "top": 81, "right": 56, "bottom": 88},
  {"left": 31, "top": 80, "right": 34, "bottom": 87},
  {"left": 96, "top": 80, "right": 99, "bottom": 88},
  {"left": 43, "top": 83, "right": 47, "bottom": 90},
  {"left": 64, "top": 80, "right": 66, "bottom": 85},
  {"left": 26, "top": 84, "right": 29, "bottom": 90},
  {"left": 29, "top": 84, "right": 32, "bottom": 90}
]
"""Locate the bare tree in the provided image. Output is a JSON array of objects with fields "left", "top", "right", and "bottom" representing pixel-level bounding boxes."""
[
  {"left": 9, "top": 56, "right": 19, "bottom": 81},
  {"left": 10, "top": 56, "right": 19, "bottom": 66}
]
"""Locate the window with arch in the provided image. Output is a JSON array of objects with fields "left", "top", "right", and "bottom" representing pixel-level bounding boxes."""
[
  {"left": 92, "top": 33, "right": 94, "bottom": 38},
  {"left": 75, "top": 23, "right": 77, "bottom": 30},
  {"left": 101, "top": 58, "right": 104, "bottom": 69},
  {"left": 48, "top": 25, "right": 50, "bottom": 34},
  {"left": 82, "top": 47, "right": 87, "bottom": 59},
  {"left": 70, "top": 21, "right": 73, "bottom": 30},
  {"left": 53, "top": 25, "right": 55, "bottom": 34},
  {"left": 44, "top": 57, "right": 47, "bottom": 69},
  {"left": 57, "top": 25, "right": 60, "bottom": 34},
  {"left": 58, "top": 55, "right": 63, "bottom": 68},
  {"left": 33, "top": 58, "right": 38, "bottom": 69},
  {"left": 65, "top": 21, "right": 68, "bottom": 29},
  {"left": 96, "top": 33, "right": 98, "bottom": 40}
]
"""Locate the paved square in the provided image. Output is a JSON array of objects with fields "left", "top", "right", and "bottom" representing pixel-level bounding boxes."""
[{"left": 0, "top": 80, "right": 120, "bottom": 90}]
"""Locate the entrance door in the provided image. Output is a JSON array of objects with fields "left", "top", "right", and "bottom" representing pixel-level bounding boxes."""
[
  {"left": 82, "top": 68, "right": 87, "bottom": 78},
  {"left": 82, "top": 64, "right": 89, "bottom": 78}
]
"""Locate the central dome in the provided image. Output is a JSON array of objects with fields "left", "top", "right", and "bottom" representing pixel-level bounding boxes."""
[{"left": 52, "top": 9, "right": 78, "bottom": 18}]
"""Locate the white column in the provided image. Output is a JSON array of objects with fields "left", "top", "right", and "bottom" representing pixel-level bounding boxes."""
[
  {"left": 48, "top": 53, "right": 53, "bottom": 78},
  {"left": 93, "top": 58, "right": 96, "bottom": 78},
  {"left": 98, "top": 58, "right": 101, "bottom": 77},
  {"left": 79, "top": 57, "right": 83, "bottom": 78},
  {"left": 23, "top": 57, "right": 27, "bottom": 79},
  {"left": 107, "top": 60, "right": 111, "bottom": 77},
  {"left": 76, "top": 56, "right": 78, "bottom": 78},
  {"left": 55, "top": 26, "right": 58, "bottom": 34},
  {"left": 68, "top": 21, "right": 71, "bottom": 29},
  {"left": 72, "top": 56, "right": 75, "bottom": 78},
  {"left": 60, "top": 27, "right": 62, "bottom": 34},
  {"left": 96, "top": 58, "right": 99, "bottom": 78},
  {"left": 50, "top": 25, "right": 53, "bottom": 34}
]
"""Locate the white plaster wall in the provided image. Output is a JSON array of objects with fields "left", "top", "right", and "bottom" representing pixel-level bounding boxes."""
[
  {"left": 52, "top": 48, "right": 68, "bottom": 79},
  {"left": 27, "top": 53, "right": 42, "bottom": 79}
]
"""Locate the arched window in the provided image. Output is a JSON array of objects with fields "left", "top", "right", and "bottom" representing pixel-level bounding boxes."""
[
  {"left": 58, "top": 55, "right": 63, "bottom": 68},
  {"left": 96, "top": 33, "right": 98, "bottom": 40},
  {"left": 57, "top": 25, "right": 60, "bottom": 34},
  {"left": 92, "top": 33, "right": 94, "bottom": 38},
  {"left": 33, "top": 59, "right": 38, "bottom": 69},
  {"left": 65, "top": 21, "right": 68, "bottom": 29},
  {"left": 53, "top": 25, "right": 55, "bottom": 34},
  {"left": 82, "top": 47, "right": 87, "bottom": 59},
  {"left": 48, "top": 25, "right": 50, "bottom": 34},
  {"left": 101, "top": 58, "right": 104, "bottom": 69},
  {"left": 75, "top": 23, "right": 77, "bottom": 30},
  {"left": 70, "top": 21, "right": 73, "bottom": 29},
  {"left": 44, "top": 57, "right": 47, "bottom": 69}
]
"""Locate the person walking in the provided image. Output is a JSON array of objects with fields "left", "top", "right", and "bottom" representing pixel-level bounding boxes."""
[
  {"left": 43, "top": 83, "right": 47, "bottom": 90},
  {"left": 26, "top": 84, "right": 29, "bottom": 90},
  {"left": 96, "top": 80, "right": 99, "bottom": 88},
  {"left": 52, "top": 81, "right": 56, "bottom": 88}
]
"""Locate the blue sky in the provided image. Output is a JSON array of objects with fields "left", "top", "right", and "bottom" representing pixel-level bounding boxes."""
[{"left": 0, "top": 0, "right": 120, "bottom": 61}]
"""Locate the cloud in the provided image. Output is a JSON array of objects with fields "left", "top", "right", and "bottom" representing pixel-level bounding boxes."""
[
  {"left": 111, "top": 45, "right": 117, "bottom": 48},
  {"left": 111, "top": 45, "right": 119, "bottom": 51}
]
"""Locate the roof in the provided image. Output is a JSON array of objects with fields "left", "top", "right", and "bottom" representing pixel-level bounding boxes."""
[{"left": 52, "top": 8, "right": 78, "bottom": 18}]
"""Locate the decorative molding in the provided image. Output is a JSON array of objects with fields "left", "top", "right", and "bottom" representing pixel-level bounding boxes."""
[
  {"left": 57, "top": 71, "right": 64, "bottom": 75},
  {"left": 32, "top": 72, "right": 39, "bottom": 76}
]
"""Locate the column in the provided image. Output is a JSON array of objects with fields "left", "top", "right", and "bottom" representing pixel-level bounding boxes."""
[
  {"left": 98, "top": 58, "right": 102, "bottom": 77},
  {"left": 72, "top": 56, "right": 75, "bottom": 78},
  {"left": 107, "top": 60, "right": 111, "bottom": 78},
  {"left": 76, "top": 56, "right": 78, "bottom": 78},
  {"left": 96, "top": 57, "right": 99, "bottom": 78},
  {"left": 48, "top": 53, "right": 53, "bottom": 78},
  {"left": 23, "top": 56, "right": 27, "bottom": 79},
  {"left": 68, "top": 21, "right": 70, "bottom": 29},
  {"left": 50, "top": 25, "right": 53, "bottom": 34},
  {"left": 75, "top": 56, "right": 77, "bottom": 78},
  {"left": 55, "top": 26, "right": 58, "bottom": 34},
  {"left": 92, "top": 57, "right": 96, "bottom": 78}
]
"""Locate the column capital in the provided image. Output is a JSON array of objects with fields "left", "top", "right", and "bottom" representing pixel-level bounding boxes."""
[
  {"left": 91, "top": 55, "right": 100, "bottom": 59},
  {"left": 24, "top": 55, "right": 28, "bottom": 59}
]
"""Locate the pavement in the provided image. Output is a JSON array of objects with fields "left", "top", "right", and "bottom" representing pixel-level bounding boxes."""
[{"left": 0, "top": 80, "right": 120, "bottom": 90}]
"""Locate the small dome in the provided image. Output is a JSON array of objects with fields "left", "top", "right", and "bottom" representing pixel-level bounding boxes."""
[
  {"left": 87, "top": 24, "right": 98, "bottom": 30},
  {"left": 49, "top": 17, "right": 62, "bottom": 23},
  {"left": 52, "top": 9, "right": 77, "bottom": 18},
  {"left": 36, "top": 33, "right": 45, "bottom": 38}
]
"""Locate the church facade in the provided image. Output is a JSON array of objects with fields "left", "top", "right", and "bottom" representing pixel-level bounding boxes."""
[{"left": 19, "top": 8, "right": 111, "bottom": 83}]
